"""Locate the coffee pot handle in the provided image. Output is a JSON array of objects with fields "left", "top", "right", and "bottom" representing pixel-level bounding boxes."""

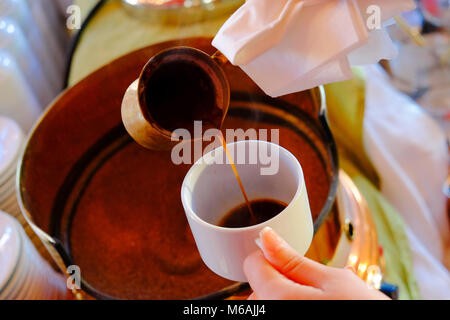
[{"left": 211, "top": 50, "right": 229, "bottom": 67}]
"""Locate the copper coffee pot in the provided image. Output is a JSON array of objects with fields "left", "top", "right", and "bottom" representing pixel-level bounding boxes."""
[{"left": 121, "top": 47, "right": 230, "bottom": 150}]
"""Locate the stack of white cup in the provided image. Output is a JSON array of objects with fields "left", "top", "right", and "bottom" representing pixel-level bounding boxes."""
[
  {"left": 0, "top": 210, "right": 68, "bottom": 300},
  {"left": 0, "top": 51, "right": 42, "bottom": 132},
  {"left": 0, "top": 116, "right": 24, "bottom": 216},
  {"left": 0, "top": 116, "right": 45, "bottom": 255},
  {"left": 0, "top": 17, "right": 56, "bottom": 107},
  {"left": 0, "top": 0, "right": 65, "bottom": 93}
]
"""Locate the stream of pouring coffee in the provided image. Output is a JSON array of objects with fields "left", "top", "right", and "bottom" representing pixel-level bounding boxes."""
[{"left": 217, "top": 132, "right": 256, "bottom": 221}]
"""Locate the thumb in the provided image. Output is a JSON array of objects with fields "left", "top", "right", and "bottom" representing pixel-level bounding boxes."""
[{"left": 259, "top": 227, "right": 329, "bottom": 287}]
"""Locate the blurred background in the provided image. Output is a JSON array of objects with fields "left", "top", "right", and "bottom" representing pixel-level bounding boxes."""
[
  {"left": 0, "top": 0, "right": 448, "bottom": 300},
  {"left": 0, "top": 0, "right": 448, "bottom": 134}
]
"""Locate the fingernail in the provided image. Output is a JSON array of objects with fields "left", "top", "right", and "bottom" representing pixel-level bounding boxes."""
[
  {"left": 259, "top": 226, "right": 274, "bottom": 238},
  {"left": 260, "top": 226, "right": 287, "bottom": 254},
  {"left": 255, "top": 227, "right": 272, "bottom": 250},
  {"left": 254, "top": 238, "right": 263, "bottom": 250},
  {"left": 260, "top": 226, "right": 280, "bottom": 244}
]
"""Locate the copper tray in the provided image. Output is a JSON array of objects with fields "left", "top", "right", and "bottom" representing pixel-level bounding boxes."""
[{"left": 18, "top": 38, "right": 338, "bottom": 299}]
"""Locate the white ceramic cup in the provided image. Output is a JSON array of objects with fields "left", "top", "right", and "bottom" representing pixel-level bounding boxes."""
[{"left": 181, "top": 140, "right": 313, "bottom": 282}]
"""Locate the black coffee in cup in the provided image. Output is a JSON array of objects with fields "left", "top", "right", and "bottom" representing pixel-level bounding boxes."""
[{"left": 218, "top": 199, "right": 287, "bottom": 228}]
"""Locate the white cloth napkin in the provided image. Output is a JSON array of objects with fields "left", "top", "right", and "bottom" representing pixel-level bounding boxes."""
[
  {"left": 212, "top": 0, "right": 416, "bottom": 97},
  {"left": 362, "top": 65, "right": 450, "bottom": 299}
]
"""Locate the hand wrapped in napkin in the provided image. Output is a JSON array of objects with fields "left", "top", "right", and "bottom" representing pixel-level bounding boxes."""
[{"left": 212, "top": 0, "right": 416, "bottom": 97}]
